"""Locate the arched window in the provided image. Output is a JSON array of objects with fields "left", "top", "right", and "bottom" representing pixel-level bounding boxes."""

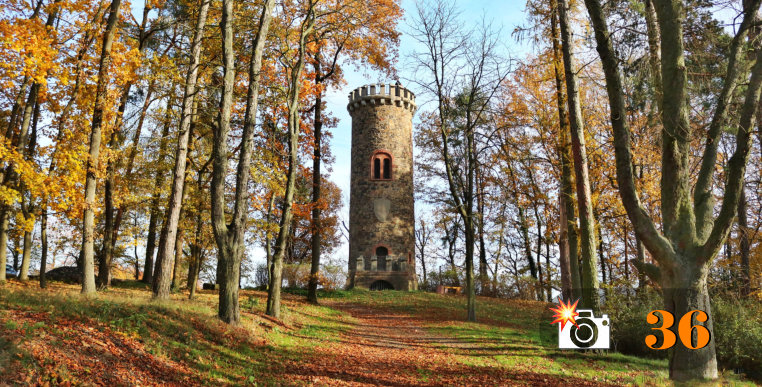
[
  {"left": 376, "top": 246, "right": 389, "bottom": 256},
  {"left": 371, "top": 151, "right": 392, "bottom": 180}
]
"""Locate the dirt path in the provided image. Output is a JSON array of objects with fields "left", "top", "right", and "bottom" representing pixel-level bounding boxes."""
[{"left": 282, "top": 303, "right": 615, "bottom": 386}]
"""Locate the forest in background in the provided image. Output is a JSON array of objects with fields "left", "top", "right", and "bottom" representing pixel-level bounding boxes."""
[{"left": 2, "top": 0, "right": 762, "bottom": 381}]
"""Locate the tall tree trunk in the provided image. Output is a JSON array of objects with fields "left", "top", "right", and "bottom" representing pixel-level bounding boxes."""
[
  {"left": 264, "top": 192, "right": 274, "bottom": 290},
  {"left": 550, "top": 0, "right": 581, "bottom": 300},
  {"left": 188, "top": 250, "right": 202, "bottom": 300},
  {"left": 623, "top": 223, "right": 630, "bottom": 284},
  {"left": 171, "top": 172, "right": 191, "bottom": 291},
  {"left": 39, "top": 207, "right": 48, "bottom": 288},
  {"left": 595, "top": 211, "right": 606, "bottom": 287},
  {"left": 212, "top": 0, "right": 276, "bottom": 324},
  {"left": 186, "top": 246, "right": 196, "bottom": 291},
  {"left": 16, "top": 84, "right": 43, "bottom": 283},
  {"left": 97, "top": 128, "right": 118, "bottom": 289},
  {"left": 464, "top": 221, "right": 476, "bottom": 320},
  {"left": 738, "top": 186, "right": 750, "bottom": 296},
  {"left": 446, "top": 223, "right": 459, "bottom": 280},
  {"left": 212, "top": 0, "right": 240, "bottom": 322},
  {"left": 545, "top": 234, "right": 552, "bottom": 302},
  {"left": 478, "top": 223, "right": 487, "bottom": 295},
  {"left": 81, "top": 0, "right": 123, "bottom": 295},
  {"left": 152, "top": 0, "right": 210, "bottom": 300},
  {"left": 477, "top": 171, "right": 488, "bottom": 294},
  {"left": 19, "top": 230, "right": 31, "bottom": 281},
  {"left": 187, "top": 163, "right": 206, "bottom": 298},
  {"left": 3, "top": 77, "right": 30, "bottom": 142},
  {"left": 12, "top": 235, "right": 20, "bottom": 271},
  {"left": 307, "top": 57, "right": 324, "bottom": 304},
  {"left": 266, "top": 2, "right": 315, "bottom": 319},
  {"left": 212, "top": 0, "right": 239, "bottom": 322},
  {"left": 635, "top": 235, "right": 646, "bottom": 290},
  {"left": 0, "top": 208, "right": 8, "bottom": 282},
  {"left": 142, "top": 98, "right": 174, "bottom": 284},
  {"left": 134, "top": 214, "right": 140, "bottom": 280},
  {"left": 533, "top": 203, "right": 544, "bottom": 300},
  {"left": 134, "top": 244, "right": 139, "bottom": 279},
  {"left": 142, "top": 207, "right": 159, "bottom": 284},
  {"left": 599, "top": 239, "right": 606, "bottom": 285},
  {"left": 188, "top": 213, "right": 203, "bottom": 298},
  {"left": 98, "top": 3, "right": 158, "bottom": 281},
  {"left": 558, "top": 194, "right": 573, "bottom": 300},
  {"left": 558, "top": 0, "right": 599, "bottom": 311},
  {"left": 493, "top": 209, "right": 506, "bottom": 295},
  {"left": 171, "top": 222, "right": 184, "bottom": 291},
  {"left": 416, "top": 219, "right": 430, "bottom": 290},
  {"left": 419, "top": 251, "right": 427, "bottom": 289},
  {"left": 634, "top": 165, "right": 647, "bottom": 291},
  {"left": 519, "top": 206, "right": 537, "bottom": 283}
]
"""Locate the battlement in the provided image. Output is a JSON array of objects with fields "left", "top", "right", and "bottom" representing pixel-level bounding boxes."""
[{"left": 347, "top": 83, "right": 417, "bottom": 114}]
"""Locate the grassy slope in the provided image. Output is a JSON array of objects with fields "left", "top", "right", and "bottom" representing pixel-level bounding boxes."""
[{"left": 0, "top": 280, "right": 755, "bottom": 386}]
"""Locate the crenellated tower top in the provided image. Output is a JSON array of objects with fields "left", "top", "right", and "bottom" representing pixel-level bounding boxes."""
[{"left": 347, "top": 83, "right": 417, "bottom": 114}]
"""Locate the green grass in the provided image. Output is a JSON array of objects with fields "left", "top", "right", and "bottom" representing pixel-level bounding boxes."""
[
  {"left": 320, "top": 290, "right": 759, "bottom": 386},
  {"left": 0, "top": 281, "right": 359, "bottom": 385},
  {"left": 0, "top": 282, "right": 759, "bottom": 386}
]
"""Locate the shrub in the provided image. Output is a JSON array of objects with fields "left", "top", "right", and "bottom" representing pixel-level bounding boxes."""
[
  {"left": 604, "top": 288, "right": 762, "bottom": 380},
  {"left": 428, "top": 269, "right": 461, "bottom": 287},
  {"left": 281, "top": 262, "right": 346, "bottom": 291},
  {"left": 603, "top": 288, "right": 666, "bottom": 359},
  {"left": 712, "top": 297, "right": 762, "bottom": 380},
  {"left": 319, "top": 262, "right": 346, "bottom": 290},
  {"left": 283, "top": 264, "right": 310, "bottom": 288}
]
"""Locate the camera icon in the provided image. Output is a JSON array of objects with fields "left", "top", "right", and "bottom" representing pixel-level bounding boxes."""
[{"left": 558, "top": 309, "right": 610, "bottom": 349}]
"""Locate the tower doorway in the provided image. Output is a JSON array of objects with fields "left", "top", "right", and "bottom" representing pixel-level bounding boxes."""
[
  {"left": 370, "top": 280, "right": 394, "bottom": 291},
  {"left": 376, "top": 246, "right": 388, "bottom": 271}
]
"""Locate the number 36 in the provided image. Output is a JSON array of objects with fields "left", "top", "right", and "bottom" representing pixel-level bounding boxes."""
[{"left": 645, "top": 310, "right": 711, "bottom": 350}]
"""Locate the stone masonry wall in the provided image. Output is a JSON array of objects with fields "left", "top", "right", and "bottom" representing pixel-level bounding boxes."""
[{"left": 347, "top": 84, "right": 417, "bottom": 290}]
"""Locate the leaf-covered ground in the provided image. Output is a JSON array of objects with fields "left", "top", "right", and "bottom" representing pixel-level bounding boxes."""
[{"left": 0, "top": 280, "right": 755, "bottom": 386}]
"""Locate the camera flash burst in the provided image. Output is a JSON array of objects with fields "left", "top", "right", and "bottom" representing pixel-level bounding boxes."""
[{"left": 550, "top": 297, "right": 580, "bottom": 330}]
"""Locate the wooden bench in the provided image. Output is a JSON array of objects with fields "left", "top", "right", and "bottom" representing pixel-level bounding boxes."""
[{"left": 436, "top": 285, "right": 462, "bottom": 294}]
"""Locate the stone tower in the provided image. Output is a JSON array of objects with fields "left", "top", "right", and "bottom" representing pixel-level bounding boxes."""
[{"left": 347, "top": 83, "right": 417, "bottom": 291}]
